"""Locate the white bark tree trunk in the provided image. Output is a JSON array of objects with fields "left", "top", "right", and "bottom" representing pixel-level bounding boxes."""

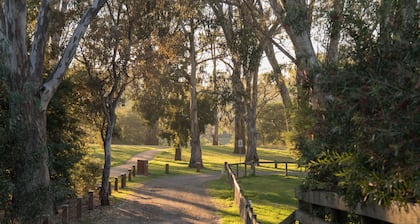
[
  {"left": 0, "top": 0, "right": 106, "bottom": 220},
  {"left": 187, "top": 22, "right": 203, "bottom": 168}
]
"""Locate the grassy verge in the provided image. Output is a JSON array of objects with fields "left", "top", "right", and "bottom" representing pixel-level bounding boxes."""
[
  {"left": 88, "top": 144, "right": 167, "bottom": 167},
  {"left": 238, "top": 175, "right": 301, "bottom": 223}
]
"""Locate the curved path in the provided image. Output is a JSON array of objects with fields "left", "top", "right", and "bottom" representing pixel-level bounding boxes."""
[
  {"left": 110, "top": 148, "right": 167, "bottom": 177},
  {"left": 83, "top": 149, "right": 221, "bottom": 224}
]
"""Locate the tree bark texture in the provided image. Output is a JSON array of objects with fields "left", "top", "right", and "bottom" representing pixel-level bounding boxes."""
[
  {"left": 270, "top": 0, "right": 321, "bottom": 108},
  {"left": 100, "top": 102, "right": 116, "bottom": 206},
  {"left": 188, "top": 24, "right": 203, "bottom": 168},
  {"left": 0, "top": 0, "right": 105, "bottom": 220},
  {"left": 264, "top": 42, "right": 292, "bottom": 109},
  {"left": 232, "top": 59, "right": 246, "bottom": 155},
  {"left": 244, "top": 49, "right": 262, "bottom": 163}
]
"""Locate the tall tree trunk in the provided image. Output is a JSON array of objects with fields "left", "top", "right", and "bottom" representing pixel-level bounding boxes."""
[
  {"left": 0, "top": 0, "right": 106, "bottom": 220},
  {"left": 326, "top": 0, "right": 344, "bottom": 64},
  {"left": 10, "top": 89, "right": 52, "bottom": 221},
  {"left": 232, "top": 58, "right": 246, "bottom": 154},
  {"left": 211, "top": 3, "right": 246, "bottom": 154},
  {"left": 99, "top": 101, "right": 117, "bottom": 206},
  {"left": 212, "top": 45, "right": 219, "bottom": 146},
  {"left": 188, "top": 24, "right": 203, "bottom": 167},
  {"left": 245, "top": 65, "right": 261, "bottom": 163}
]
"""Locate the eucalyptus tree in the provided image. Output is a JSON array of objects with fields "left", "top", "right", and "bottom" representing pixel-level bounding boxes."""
[
  {"left": 210, "top": 2, "right": 247, "bottom": 154},
  {"left": 0, "top": 0, "right": 106, "bottom": 220},
  {"left": 77, "top": 0, "right": 158, "bottom": 205}
]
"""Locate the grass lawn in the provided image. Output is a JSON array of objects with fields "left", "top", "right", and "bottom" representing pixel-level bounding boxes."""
[
  {"left": 88, "top": 144, "right": 168, "bottom": 167},
  {"left": 89, "top": 144, "right": 301, "bottom": 224},
  {"left": 238, "top": 175, "right": 301, "bottom": 223}
]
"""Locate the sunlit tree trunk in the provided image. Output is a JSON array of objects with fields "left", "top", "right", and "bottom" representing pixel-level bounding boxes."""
[
  {"left": 187, "top": 22, "right": 203, "bottom": 167},
  {"left": 244, "top": 60, "right": 262, "bottom": 163},
  {"left": 100, "top": 95, "right": 121, "bottom": 206}
]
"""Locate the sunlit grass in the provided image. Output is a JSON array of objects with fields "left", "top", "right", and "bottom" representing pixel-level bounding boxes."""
[
  {"left": 207, "top": 178, "right": 241, "bottom": 224},
  {"left": 88, "top": 144, "right": 168, "bottom": 167},
  {"left": 238, "top": 175, "right": 301, "bottom": 223},
  {"left": 89, "top": 144, "right": 301, "bottom": 224}
]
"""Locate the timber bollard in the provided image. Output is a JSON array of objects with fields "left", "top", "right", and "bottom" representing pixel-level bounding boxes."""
[
  {"left": 285, "top": 162, "right": 288, "bottom": 176},
  {"left": 114, "top": 177, "right": 118, "bottom": 191},
  {"left": 62, "top": 204, "right": 69, "bottom": 224},
  {"left": 88, "top": 190, "right": 94, "bottom": 210},
  {"left": 138, "top": 160, "right": 149, "bottom": 176},
  {"left": 275, "top": 160, "right": 278, "bottom": 168},
  {"left": 165, "top": 163, "right": 169, "bottom": 174},
  {"left": 132, "top": 165, "right": 136, "bottom": 177},
  {"left": 121, "top": 173, "right": 126, "bottom": 188},
  {"left": 76, "top": 197, "right": 82, "bottom": 219},
  {"left": 108, "top": 181, "right": 112, "bottom": 195},
  {"left": 196, "top": 162, "right": 201, "bottom": 172},
  {"left": 128, "top": 169, "right": 132, "bottom": 181},
  {"left": 137, "top": 160, "right": 141, "bottom": 175}
]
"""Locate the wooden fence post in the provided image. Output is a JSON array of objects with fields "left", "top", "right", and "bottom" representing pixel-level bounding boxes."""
[
  {"left": 121, "top": 173, "right": 126, "bottom": 188},
  {"left": 285, "top": 162, "right": 288, "bottom": 176},
  {"left": 108, "top": 181, "right": 112, "bottom": 195},
  {"left": 132, "top": 165, "right": 136, "bottom": 177},
  {"left": 88, "top": 190, "right": 94, "bottom": 210},
  {"left": 76, "top": 197, "right": 82, "bottom": 219},
  {"left": 114, "top": 177, "right": 118, "bottom": 191},
  {"left": 137, "top": 160, "right": 141, "bottom": 175},
  {"left": 275, "top": 160, "right": 278, "bottom": 168},
  {"left": 128, "top": 169, "right": 132, "bottom": 181},
  {"left": 165, "top": 163, "right": 169, "bottom": 174}
]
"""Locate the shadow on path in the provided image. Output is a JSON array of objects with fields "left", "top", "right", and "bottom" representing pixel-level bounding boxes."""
[{"left": 82, "top": 149, "right": 221, "bottom": 224}]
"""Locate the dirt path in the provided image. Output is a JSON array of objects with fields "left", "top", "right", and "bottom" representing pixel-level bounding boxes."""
[{"left": 81, "top": 150, "right": 221, "bottom": 224}]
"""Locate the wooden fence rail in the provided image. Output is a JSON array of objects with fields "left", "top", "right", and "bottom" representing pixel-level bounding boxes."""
[
  {"left": 229, "top": 161, "right": 302, "bottom": 178},
  {"left": 279, "top": 189, "right": 420, "bottom": 224},
  {"left": 225, "top": 162, "right": 259, "bottom": 224}
]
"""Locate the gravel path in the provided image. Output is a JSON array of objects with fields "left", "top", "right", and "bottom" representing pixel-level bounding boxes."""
[{"left": 81, "top": 150, "right": 221, "bottom": 224}]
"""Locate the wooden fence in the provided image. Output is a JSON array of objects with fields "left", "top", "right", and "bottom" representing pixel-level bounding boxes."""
[
  {"left": 36, "top": 160, "right": 150, "bottom": 224},
  {"left": 280, "top": 189, "right": 420, "bottom": 224},
  {"left": 225, "top": 162, "right": 259, "bottom": 224},
  {"left": 224, "top": 160, "right": 302, "bottom": 224},
  {"left": 229, "top": 161, "right": 301, "bottom": 178}
]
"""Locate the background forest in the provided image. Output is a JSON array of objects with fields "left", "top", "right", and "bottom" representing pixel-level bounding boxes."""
[{"left": 0, "top": 0, "right": 418, "bottom": 222}]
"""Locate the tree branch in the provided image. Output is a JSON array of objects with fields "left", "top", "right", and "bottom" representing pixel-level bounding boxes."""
[
  {"left": 30, "top": 0, "right": 51, "bottom": 80},
  {"left": 40, "top": 0, "right": 106, "bottom": 111}
]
